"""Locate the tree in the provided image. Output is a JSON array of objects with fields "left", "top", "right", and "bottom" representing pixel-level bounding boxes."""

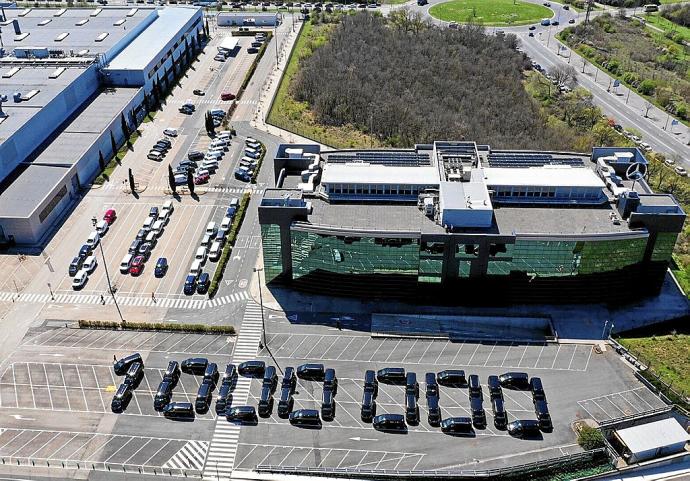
[
  {"left": 592, "top": 122, "right": 618, "bottom": 145},
  {"left": 205, "top": 112, "right": 216, "bottom": 135},
  {"left": 168, "top": 164, "right": 176, "bottom": 192},
  {"left": 204, "top": 19, "right": 210, "bottom": 38},
  {"left": 120, "top": 112, "right": 129, "bottom": 138},
  {"left": 186, "top": 169, "right": 195, "bottom": 194},
  {"left": 128, "top": 168, "right": 135, "bottom": 193},
  {"left": 549, "top": 64, "right": 578, "bottom": 89},
  {"left": 98, "top": 150, "right": 105, "bottom": 170},
  {"left": 129, "top": 109, "right": 137, "bottom": 130},
  {"left": 110, "top": 131, "right": 118, "bottom": 158},
  {"left": 152, "top": 81, "right": 161, "bottom": 107},
  {"left": 577, "top": 425, "right": 605, "bottom": 450},
  {"left": 639, "top": 79, "right": 656, "bottom": 95}
]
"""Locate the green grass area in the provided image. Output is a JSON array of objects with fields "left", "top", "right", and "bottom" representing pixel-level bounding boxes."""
[
  {"left": 618, "top": 332, "right": 690, "bottom": 395},
  {"left": 383, "top": 0, "right": 410, "bottom": 4},
  {"left": 267, "top": 19, "right": 380, "bottom": 148},
  {"left": 429, "top": 0, "right": 553, "bottom": 26},
  {"left": 644, "top": 12, "right": 690, "bottom": 42}
]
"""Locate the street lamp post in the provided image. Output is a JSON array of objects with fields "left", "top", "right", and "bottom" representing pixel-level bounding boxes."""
[
  {"left": 91, "top": 217, "right": 124, "bottom": 322},
  {"left": 47, "top": 282, "right": 54, "bottom": 301},
  {"left": 253, "top": 266, "right": 267, "bottom": 348}
]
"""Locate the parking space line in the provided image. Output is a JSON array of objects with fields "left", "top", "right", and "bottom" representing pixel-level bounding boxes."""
[
  {"left": 285, "top": 335, "right": 311, "bottom": 359},
  {"left": 25, "top": 364, "right": 36, "bottom": 409},
  {"left": 415, "top": 340, "right": 434, "bottom": 364},
  {"left": 567, "top": 346, "right": 579, "bottom": 371},
  {"left": 316, "top": 449, "right": 333, "bottom": 468},
  {"left": 44, "top": 432, "right": 81, "bottom": 460},
  {"left": 483, "top": 343, "right": 497, "bottom": 367},
  {"left": 74, "top": 365, "right": 90, "bottom": 411},
  {"left": 533, "top": 343, "right": 546, "bottom": 368},
  {"left": 302, "top": 336, "right": 326, "bottom": 360},
  {"left": 466, "top": 343, "right": 481, "bottom": 365},
  {"left": 28, "top": 431, "right": 61, "bottom": 458},
  {"left": 141, "top": 439, "right": 172, "bottom": 467},
  {"left": 8, "top": 431, "right": 43, "bottom": 457},
  {"left": 256, "top": 446, "right": 278, "bottom": 466},
  {"left": 235, "top": 444, "right": 260, "bottom": 468},
  {"left": 631, "top": 388, "right": 656, "bottom": 410},
  {"left": 58, "top": 365, "right": 71, "bottom": 411},
  {"left": 550, "top": 346, "right": 561, "bottom": 369},
  {"left": 383, "top": 339, "right": 402, "bottom": 362},
  {"left": 122, "top": 438, "right": 155, "bottom": 465},
  {"left": 517, "top": 345, "right": 529, "bottom": 367},
  {"left": 401, "top": 339, "right": 419, "bottom": 363},
  {"left": 333, "top": 336, "right": 357, "bottom": 361},
  {"left": 0, "top": 430, "right": 24, "bottom": 451},
  {"left": 62, "top": 434, "right": 97, "bottom": 461},
  {"left": 42, "top": 364, "right": 54, "bottom": 411},
  {"left": 84, "top": 330, "right": 112, "bottom": 349},
  {"left": 351, "top": 337, "right": 372, "bottom": 362},
  {"left": 583, "top": 345, "right": 594, "bottom": 371},
  {"left": 296, "top": 448, "right": 314, "bottom": 467}
]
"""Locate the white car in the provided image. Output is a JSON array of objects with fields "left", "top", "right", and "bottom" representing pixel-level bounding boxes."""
[
  {"left": 72, "top": 270, "right": 88, "bottom": 290},
  {"left": 206, "top": 222, "right": 217, "bottom": 237},
  {"left": 209, "top": 240, "right": 222, "bottom": 261},
  {"left": 120, "top": 254, "right": 133, "bottom": 273},
  {"left": 665, "top": 158, "right": 675, "bottom": 166},
  {"left": 195, "top": 246, "right": 208, "bottom": 265},
  {"left": 246, "top": 141, "right": 261, "bottom": 150},
  {"left": 95, "top": 220, "right": 109, "bottom": 236},
  {"left": 245, "top": 137, "right": 258, "bottom": 145},
  {"left": 675, "top": 166, "right": 687, "bottom": 176},
  {"left": 220, "top": 216, "right": 232, "bottom": 232},
  {"left": 83, "top": 255, "right": 97, "bottom": 273},
  {"left": 86, "top": 230, "right": 100, "bottom": 248},
  {"left": 639, "top": 142, "right": 652, "bottom": 152},
  {"left": 163, "top": 127, "right": 178, "bottom": 137}
]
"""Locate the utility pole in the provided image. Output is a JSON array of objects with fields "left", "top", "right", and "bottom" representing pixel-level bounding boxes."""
[
  {"left": 91, "top": 218, "right": 124, "bottom": 322},
  {"left": 254, "top": 267, "right": 267, "bottom": 348},
  {"left": 584, "top": 0, "right": 593, "bottom": 25}
]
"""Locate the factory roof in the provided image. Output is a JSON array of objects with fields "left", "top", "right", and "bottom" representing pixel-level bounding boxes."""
[
  {"left": 0, "top": 164, "right": 71, "bottom": 217},
  {"left": 615, "top": 418, "right": 690, "bottom": 455},
  {"left": 483, "top": 166, "right": 605, "bottom": 188},
  {"left": 321, "top": 163, "right": 440, "bottom": 186},
  {"left": 105, "top": 6, "right": 200, "bottom": 71},
  {"left": 0, "top": 7, "right": 154, "bottom": 56}
]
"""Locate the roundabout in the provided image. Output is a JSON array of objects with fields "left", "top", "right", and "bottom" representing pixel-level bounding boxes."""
[{"left": 428, "top": 0, "right": 554, "bottom": 27}]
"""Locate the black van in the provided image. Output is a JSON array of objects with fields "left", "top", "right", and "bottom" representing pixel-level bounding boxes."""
[
  {"left": 508, "top": 419, "right": 540, "bottom": 438},
  {"left": 324, "top": 368, "right": 338, "bottom": 395},
  {"left": 437, "top": 369, "right": 466, "bottom": 387},
  {"left": 534, "top": 399, "right": 552, "bottom": 430},
  {"left": 470, "top": 396, "right": 486, "bottom": 427},
  {"left": 499, "top": 372, "right": 530, "bottom": 390},
  {"left": 277, "top": 385, "right": 294, "bottom": 419},
  {"left": 405, "top": 393, "right": 419, "bottom": 425},
  {"left": 373, "top": 414, "right": 406, "bottom": 432},
  {"left": 163, "top": 401, "right": 195, "bottom": 419},
  {"left": 376, "top": 367, "right": 406, "bottom": 384},
  {"left": 258, "top": 385, "right": 274, "bottom": 417},
  {"left": 425, "top": 372, "right": 439, "bottom": 399},
  {"left": 204, "top": 363, "right": 219, "bottom": 387},
  {"left": 530, "top": 377, "right": 546, "bottom": 402},
  {"left": 364, "top": 370, "right": 378, "bottom": 397},
  {"left": 361, "top": 390, "right": 376, "bottom": 422},
  {"left": 281, "top": 366, "right": 296, "bottom": 393},
  {"left": 227, "top": 405, "right": 257, "bottom": 423},
  {"left": 163, "top": 361, "right": 181, "bottom": 386},
  {"left": 492, "top": 397, "right": 508, "bottom": 429},
  {"left": 321, "top": 389, "right": 335, "bottom": 421},
  {"left": 289, "top": 409, "right": 321, "bottom": 426},
  {"left": 427, "top": 394, "right": 441, "bottom": 426},
  {"left": 238, "top": 360, "right": 265, "bottom": 377},
  {"left": 124, "top": 362, "right": 144, "bottom": 389},
  {"left": 441, "top": 417, "right": 473, "bottom": 435},
  {"left": 468, "top": 374, "right": 482, "bottom": 399},
  {"left": 181, "top": 357, "right": 209, "bottom": 375},
  {"left": 406, "top": 372, "right": 419, "bottom": 398},
  {"left": 221, "top": 363, "right": 237, "bottom": 385},
  {"left": 111, "top": 383, "right": 133, "bottom": 412},
  {"left": 296, "top": 363, "right": 325, "bottom": 381},
  {"left": 195, "top": 381, "right": 213, "bottom": 413},
  {"left": 215, "top": 382, "right": 233, "bottom": 415},
  {"left": 263, "top": 366, "right": 278, "bottom": 393},
  {"left": 488, "top": 375, "right": 502, "bottom": 399},
  {"left": 154, "top": 380, "right": 174, "bottom": 411},
  {"left": 113, "top": 353, "right": 143, "bottom": 375}
]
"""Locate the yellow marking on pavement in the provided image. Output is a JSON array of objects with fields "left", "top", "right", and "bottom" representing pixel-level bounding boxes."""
[{"left": 105, "top": 385, "right": 117, "bottom": 393}]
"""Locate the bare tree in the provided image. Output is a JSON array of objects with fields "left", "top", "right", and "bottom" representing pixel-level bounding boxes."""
[
  {"left": 643, "top": 101, "right": 653, "bottom": 118},
  {"left": 549, "top": 64, "right": 578, "bottom": 89}
]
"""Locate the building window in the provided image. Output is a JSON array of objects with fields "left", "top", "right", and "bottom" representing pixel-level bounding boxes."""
[{"left": 39, "top": 185, "right": 68, "bottom": 223}]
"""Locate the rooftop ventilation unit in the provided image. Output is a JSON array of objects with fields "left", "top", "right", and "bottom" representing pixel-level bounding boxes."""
[
  {"left": 76, "top": 18, "right": 89, "bottom": 26},
  {"left": 55, "top": 32, "right": 69, "bottom": 42},
  {"left": 21, "top": 89, "right": 40, "bottom": 101},
  {"left": 54, "top": 8, "right": 67, "bottom": 16},
  {"left": 2, "top": 66, "right": 21, "bottom": 78},
  {"left": 17, "top": 8, "right": 31, "bottom": 17},
  {"left": 95, "top": 32, "right": 109, "bottom": 42},
  {"left": 49, "top": 67, "right": 67, "bottom": 78},
  {"left": 113, "top": 18, "right": 126, "bottom": 26},
  {"left": 91, "top": 8, "right": 102, "bottom": 16},
  {"left": 38, "top": 18, "right": 52, "bottom": 26},
  {"left": 14, "top": 32, "right": 30, "bottom": 42},
  {"left": 126, "top": 8, "right": 138, "bottom": 16}
]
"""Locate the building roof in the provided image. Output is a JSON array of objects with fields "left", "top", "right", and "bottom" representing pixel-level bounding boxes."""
[
  {"left": 616, "top": 418, "right": 690, "bottom": 454},
  {"left": 483, "top": 166, "right": 605, "bottom": 188},
  {"left": 0, "top": 164, "right": 71, "bottom": 217},
  {"left": 0, "top": 7, "right": 153, "bottom": 56},
  {"left": 105, "top": 6, "right": 200, "bottom": 71},
  {"left": 321, "top": 163, "right": 440, "bottom": 186},
  {"left": 440, "top": 181, "right": 492, "bottom": 212}
]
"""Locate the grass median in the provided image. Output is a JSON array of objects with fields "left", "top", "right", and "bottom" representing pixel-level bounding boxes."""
[
  {"left": 429, "top": 0, "right": 553, "bottom": 26},
  {"left": 78, "top": 319, "right": 235, "bottom": 335}
]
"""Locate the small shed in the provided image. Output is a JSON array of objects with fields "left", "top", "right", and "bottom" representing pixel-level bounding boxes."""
[{"left": 614, "top": 418, "right": 689, "bottom": 463}]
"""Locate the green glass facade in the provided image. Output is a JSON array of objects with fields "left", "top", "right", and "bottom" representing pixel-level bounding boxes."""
[
  {"left": 651, "top": 232, "right": 678, "bottom": 262},
  {"left": 261, "top": 224, "right": 283, "bottom": 282},
  {"left": 290, "top": 230, "right": 420, "bottom": 279}
]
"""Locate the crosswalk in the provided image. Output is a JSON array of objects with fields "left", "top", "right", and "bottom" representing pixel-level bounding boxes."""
[
  {"left": 203, "top": 302, "right": 264, "bottom": 480},
  {"left": 164, "top": 440, "right": 209, "bottom": 471},
  {"left": 0, "top": 290, "right": 249, "bottom": 310}
]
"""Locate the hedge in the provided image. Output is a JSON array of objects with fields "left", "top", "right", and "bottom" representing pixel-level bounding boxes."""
[
  {"left": 251, "top": 141, "right": 267, "bottom": 184},
  {"left": 208, "top": 192, "right": 251, "bottom": 297},
  {"left": 78, "top": 319, "right": 235, "bottom": 335}
]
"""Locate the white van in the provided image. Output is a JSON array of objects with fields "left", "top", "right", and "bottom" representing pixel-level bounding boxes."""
[
  {"left": 205, "top": 222, "right": 217, "bottom": 237},
  {"left": 152, "top": 219, "right": 166, "bottom": 235},
  {"left": 211, "top": 139, "right": 228, "bottom": 148},
  {"left": 162, "top": 199, "right": 174, "bottom": 214},
  {"left": 143, "top": 216, "right": 155, "bottom": 231},
  {"left": 209, "top": 108, "right": 225, "bottom": 117},
  {"left": 209, "top": 241, "right": 222, "bottom": 261},
  {"left": 163, "top": 127, "right": 178, "bottom": 137},
  {"left": 96, "top": 220, "right": 109, "bottom": 236},
  {"left": 145, "top": 231, "right": 158, "bottom": 245},
  {"left": 189, "top": 259, "right": 203, "bottom": 276},
  {"left": 205, "top": 150, "right": 223, "bottom": 159},
  {"left": 200, "top": 233, "right": 212, "bottom": 247},
  {"left": 120, "top": 254, "right": 133, "bottom": 273},
  {"left": 220, "top": 216, "right": 232, "bottom": 232},
  {"left": 83, "top": 255, "right": 98, "bottom": 273},
  {"left": 86, "top": 231, "right": 100, "bottom": 247},
  {"left": 195, "top": 246, "right": 208, "bottom": 265}
]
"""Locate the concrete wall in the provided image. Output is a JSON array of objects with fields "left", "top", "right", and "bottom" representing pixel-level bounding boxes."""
[{"left": 217, "top": 12, "right": 279, "bottom": 26}]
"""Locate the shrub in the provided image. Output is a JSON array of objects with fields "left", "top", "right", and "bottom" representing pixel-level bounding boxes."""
[
  {"left": 78, "top": 319, "right": 235, "bottom": 334},
  {"left": 639, "top": 79, "right": 657, "bottom": 95},
  {"left": 578, "top": 425, "right": 606, "bottom": 450},
  {"left": 676, "top": 102, "right": 688, "bottom": 119}
]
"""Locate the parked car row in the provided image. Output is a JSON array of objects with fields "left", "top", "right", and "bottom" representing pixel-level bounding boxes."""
[
  {"left": 111, "top": 353, "right": 145, "bottom": 412},
  {"left": 174, "top": 126, "right": 231, "bottom": 186},
  {"left": 182, "top": 210, "right": 233, "bottom": 295},
  {"left": 71, "top": 209, "right": 117, "bottom": 289},
  {"left": 119, "top": 201, "right": 174, "bottom": 277},
  {"left": 234, "top": 137, "right": 262, "bottom": 182},
  {"left": 147, "top": 136, "right": 174, "bottom": 162}
]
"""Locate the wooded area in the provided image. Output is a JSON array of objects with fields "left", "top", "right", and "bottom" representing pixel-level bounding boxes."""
[
  {"left": 662, "top": 3, "right": 690, "bottom": 28},
  {"left": 291, "top": 11, "right": 569, "bottom": 149}
]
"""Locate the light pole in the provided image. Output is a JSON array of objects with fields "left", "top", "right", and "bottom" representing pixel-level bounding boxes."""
[
  {"left": 253, "top": 266, "right": 267, "bottom": 348},
  {"left": 47, "top": 282, "right": 54, "bottom": 301},
  {"left": 91, "top": 217, "right": 124, "bottom": 322}
]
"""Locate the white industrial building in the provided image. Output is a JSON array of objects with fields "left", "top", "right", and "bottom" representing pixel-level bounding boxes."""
[
  {"left": 216, "top": 12, "right": 280, "bottom": 27},
  {"left": 614, "top": 418, "right": 690, "bottom": 464}
]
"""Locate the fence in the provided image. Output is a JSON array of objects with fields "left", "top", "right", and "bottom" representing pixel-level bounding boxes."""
[
  {"left": 258, "top": 448, "right": 610, "bottom": 480},
  {"left": 0, "top": 456, "right": 201, "bottom": 478},
  {"left": 609, "top": 337, "right": 689, "bottom": 411}
]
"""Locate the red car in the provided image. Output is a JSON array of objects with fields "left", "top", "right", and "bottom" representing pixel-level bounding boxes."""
[
  {"left": 220, "top": 92, "right": 236, "bottom": 101},
  {"left": 129, "top": 255, "right": 145, "bottom": 276},
  {"left": 103, "top": 209, "right": 117, "bottom": 225},
  {"left": 194, "top": 173, "right": 210, "bottom": 184}
]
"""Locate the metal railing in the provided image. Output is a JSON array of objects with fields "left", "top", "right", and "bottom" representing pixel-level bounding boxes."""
[{"left": 258, "top": 448, "right": 609, "bottom": 479}]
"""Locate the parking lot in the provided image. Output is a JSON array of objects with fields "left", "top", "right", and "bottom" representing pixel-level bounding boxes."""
[
  {"left": 233, "top": 317, "right": 668, "bottom": 473},
  {"left": 0, "top": 327, "right": 234, "bottom": 477}
]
